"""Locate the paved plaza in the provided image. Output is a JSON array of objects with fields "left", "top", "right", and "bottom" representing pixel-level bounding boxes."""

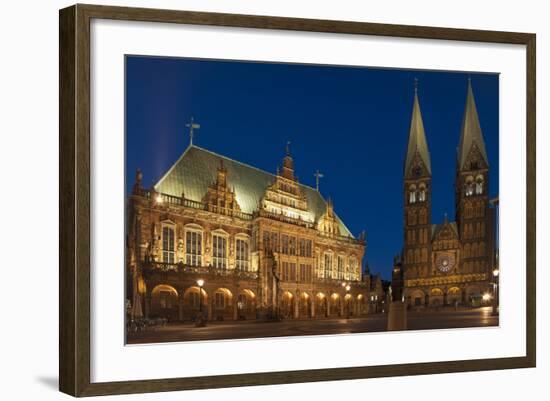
[{"left": 127, "top": 306, "right": 498, "bottom": 344}]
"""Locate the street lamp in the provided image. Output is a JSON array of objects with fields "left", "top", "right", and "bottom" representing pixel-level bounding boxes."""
[
  {"left": 196, "top": 279, "right": 205, "bottom": 327},
  {"left": 492, "top": 268, "right": 499, "bottom": 315}
]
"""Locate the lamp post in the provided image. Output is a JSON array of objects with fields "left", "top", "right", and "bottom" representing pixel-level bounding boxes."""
[
  {"left": 196, "top": 279, "right": 205, "bottom": 327},
  {"left": 492, "top": 268, "right": 499, "bottom": 315}
]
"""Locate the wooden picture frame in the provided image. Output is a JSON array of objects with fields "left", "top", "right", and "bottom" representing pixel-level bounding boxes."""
[{"left": 59, "top": 3, "right": 536, "bottom": 397}]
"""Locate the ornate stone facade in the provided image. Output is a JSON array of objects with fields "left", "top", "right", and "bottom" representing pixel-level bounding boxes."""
[
  {"left": 126, "top": 145, "right": 378, "bottom": 322},
  {"left": 402, "top": 81, "right": 497, "bottom": 308}
]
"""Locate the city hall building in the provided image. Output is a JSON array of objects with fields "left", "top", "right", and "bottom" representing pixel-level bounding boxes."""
[
  {"left": 127, "top": 143, "right": 382, "bottom": 322},
  {"left": 401, "top": 81, "right": 498, "bottom": 308}
]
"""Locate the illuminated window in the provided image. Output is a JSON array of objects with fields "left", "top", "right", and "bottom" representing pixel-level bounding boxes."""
[
  {"left": 162, "top": 226, "right": 175, "bottom": 263},
  {"left": 324, "top": 253, "right": 333, "bottom": 279},
  {"left": 212, "top": 234, "right": 227, "bottom": 269},
  {"left": 185, "top": 230, "right": 202, "bottom": 266},
  {"left": 337, "top": 256, "right": 345, "bottom": 279},
  {"left": 235, "top": 238, "right": 250, "bottom": 271}
]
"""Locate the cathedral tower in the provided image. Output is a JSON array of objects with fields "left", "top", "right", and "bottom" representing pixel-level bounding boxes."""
[
  {"left": 403, "top": 84, "right": 432, "bottom": 280},
  {"left": 455, "top": 80, "right": 493, "bottom": 277}
]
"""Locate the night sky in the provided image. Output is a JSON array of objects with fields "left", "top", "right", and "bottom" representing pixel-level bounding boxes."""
[{"left": 125, "top": 56, "right": 499, "bottom": 280}]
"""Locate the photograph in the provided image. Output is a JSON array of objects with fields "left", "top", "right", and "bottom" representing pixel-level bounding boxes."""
[{"left": 124, "top": 56, "right": 500, "bottom": 344}]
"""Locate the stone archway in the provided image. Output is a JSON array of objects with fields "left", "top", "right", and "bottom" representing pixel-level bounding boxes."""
[
  {"left": 329, "top": 293, "right": 341, "bottom": 317},
  {"left": 212, "top": 287, "right": 234, "bottom": 321},
  {"left": 183, "top": 286, "right": 208, "bottom": 321},
  {"left": 315, "top": 293, "right": 328, "bottom": 318},
  {"left": 430, "top": 288, "right": 444, "bottom": 307},
  {"left": 280, "top": 291, "right": 295, "bottom": 319},
  {"left": 299, "top": 292, "right": 312, "bottom": 318},
  {"left": 447, "top": 287, "right": 461, "bottom": 306},
  {"left": 151, "top": 284, "right": 179, "bottom": 321},
  {"left": 236, "top": 289, "right": 257, "bottom": 320},
  {"left": 344, "top": 293, "right": 354, "bottom": 317}
]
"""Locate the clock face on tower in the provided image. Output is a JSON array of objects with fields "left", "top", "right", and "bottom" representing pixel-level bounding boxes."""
[{"left": 435, "top": 253, "right": 456, "bottom": 273}]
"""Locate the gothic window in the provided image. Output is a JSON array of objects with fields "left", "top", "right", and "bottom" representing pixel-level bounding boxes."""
[
  {"left": 408, "top": 184, "right": 417, "bottom": 204},
  {"left": 465, "top": 183, "right": 474, "bottom": 197},
  {"left": 235, "top": 238, "right": 250, "bottom": 271},
  {"left": 185, "top": 230, "right": 202, "bottom": 266},
  {"left": 324, "top": 253, "right": 333, "bottom": 279},
  {"left": 475, "top": 175, "right": 484, "bottom": 195},
  {"left": 212, "top": 234, "right": 227, "bottom": 269},
  {"left": 464, "top": 176, "right": 474, "bottom": 197},
  {"left": 162, "top": 226, "right": 175, "bottom": 263},
  {"left": 418, "top": 183, "right": 427, "bottom": 202}
]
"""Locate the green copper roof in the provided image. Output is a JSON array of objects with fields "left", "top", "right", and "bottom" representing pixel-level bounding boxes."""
[
  {"left": 457, "top": 81, "right": 489, "bottom": 170},
  {"left": 154, "top": 145, "right": 355, "bottom": 238},
  {"left": 404, "top": 92, "right": 431, "bottom": 177}
]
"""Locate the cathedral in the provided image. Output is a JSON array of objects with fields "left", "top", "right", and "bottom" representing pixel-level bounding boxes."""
[
  {"left": 126, "top": 141, "right": 384, "bottom": 323},
  {"left": 401, "top": 80, "right": 497, "bottom": 308}
]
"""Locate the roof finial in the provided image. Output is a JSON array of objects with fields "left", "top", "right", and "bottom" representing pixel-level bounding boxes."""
[
  {"left": 186, "top": 116, "right": 200, "bottom": 146},
  {"left": 314, "top": 169, "right": 324, "bottom": 191},
  {"left": 444, "top": 212, "right": 448, "bottom": 223},
  {"left": 414, "top": 77, "right": 419, "bottom": 94},
  {"left": 286, "top": 140, "right": 291, "bottom": 156}
]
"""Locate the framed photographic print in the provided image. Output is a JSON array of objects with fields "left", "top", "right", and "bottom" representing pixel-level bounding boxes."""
[{"left": 59, "top": 4, "right": 536, "bottom": 397}]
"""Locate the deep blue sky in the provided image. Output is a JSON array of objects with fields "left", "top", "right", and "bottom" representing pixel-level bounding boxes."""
[{"left": 126, "top": 56, "right": 499, "bottom": 280}]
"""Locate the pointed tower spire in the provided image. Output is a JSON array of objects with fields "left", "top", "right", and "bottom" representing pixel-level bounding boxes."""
[
  {"left": 457, "top": 79, "right": 489, "bottom": 170},
  {"left": 404, "top": 80, "right": 431, "bottom": 178}
]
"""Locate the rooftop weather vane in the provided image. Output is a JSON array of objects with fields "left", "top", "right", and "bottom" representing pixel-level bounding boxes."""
[
  {"left": 314, "top": 169, "right": 324, "bottom": 191},
  {"left": 186, "top": 116, "right": 200, "bottom": 146}
]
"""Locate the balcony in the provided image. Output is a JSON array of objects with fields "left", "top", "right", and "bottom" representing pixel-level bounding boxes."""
[
  {"left": 142, "top": 261, "right": 258, "bottom": 281},
  {"left": 136, "top": 189, "right": 253, "bottom": 220}
]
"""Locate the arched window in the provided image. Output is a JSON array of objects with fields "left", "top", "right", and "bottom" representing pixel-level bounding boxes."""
[
  {"left": 464, "top": 176, "right": 474, "bottom": 197},
  {"left": 408, "top": 184, "right": 417, "bottom": 204},
  {"left": 418, "top": 183, "right": 427, "bottom": 202},
  {"left": 475, "top": 175, "right": 484, "bottom": 195}
]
